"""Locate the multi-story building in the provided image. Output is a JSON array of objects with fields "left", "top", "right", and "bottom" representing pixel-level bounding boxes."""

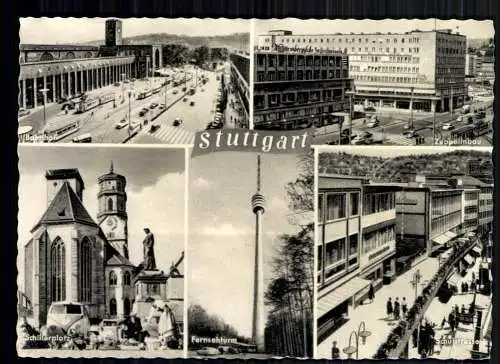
[
  {"left": 256, "top": 29, "right": 467, "bottom": 113},
  {"left": 316, "top": 175, "right": 398, "bottom": 342},
  {"left": 229, "top": 51, "right": 250, "bottom": 127},
  {"left": 19, "top": 19, "right": 163, "bottom": 110},
  {"left": 254, "top": 47, "right": 353, "bottom": 130},
  {"left": 396, "top": 183, "right": 463, "bottom": 256},
  {"left": 465, "top": 52, "right": 477, "bottom": 77}
]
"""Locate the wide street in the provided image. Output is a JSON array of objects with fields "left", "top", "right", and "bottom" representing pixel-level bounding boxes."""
[
  {"left": 19, "top": 64, "right": 229, "bottom": 144},
  {"left": 131, "top": 65, "right": 224, "bottom": 144},
  {"left": 313, "top": 103, "right": 494, "bottom": 146},
  {"left": 317, "top": 255, "right": 440, "bottom": 359}
]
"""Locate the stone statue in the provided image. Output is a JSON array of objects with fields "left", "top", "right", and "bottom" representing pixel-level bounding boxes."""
[{"left": 142, "top": 228, "right": 156, "bottom": 270}]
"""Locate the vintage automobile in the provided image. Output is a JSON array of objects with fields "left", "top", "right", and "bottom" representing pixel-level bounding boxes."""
[
  {"left": 44, "top": 302, "right": 91, "bottom": 341},
  {"left": 197, "top": 346, "right": 220, "bottom": 356}
]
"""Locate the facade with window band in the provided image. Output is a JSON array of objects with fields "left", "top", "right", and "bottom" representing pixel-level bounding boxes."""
[
  {"left": 229, "top": 51, "right": 250, "bottom": 127},
  {"left": 254, "top": 48, "right": 353, "bottom": 130},
  {"left": 316, "top": 175, "right": 398, "bottom": 343},
  {"left": 256, "top": 29, "right": 466, "bottom": 113}
]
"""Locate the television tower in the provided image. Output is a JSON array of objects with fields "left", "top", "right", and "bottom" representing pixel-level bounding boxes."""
[{"left": 251, "top": 155, "right": 266, "bottom": 352}]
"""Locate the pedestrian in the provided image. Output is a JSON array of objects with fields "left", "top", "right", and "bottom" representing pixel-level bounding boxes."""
[
  {"left": 471, "top": 281, "right": 476, "bottom": 292},
  {"left": 460, "top": 281, "right": 465, "bottom": 294},
  {"left": 402, "top": 297, "right": 408, "bottom": 317},
  {"left": 472, "top": 272, "right": 476, "bottom": 281},
  {"left": 368, "top": 284, "right": 375, "bottom": 303},
  {"left": 454, "top": 305, "right": 459, "bottom": 315},
  {"left": 461, "top": 304, "right": 466, "bottom": 314},
  {"left": 464, "top": 282, "right": 469, "bottom": 293},
  {"left": 331, "top": 341, "right": 340, "bottom": 359},
  {"left": 386, "top": 297, "right": 393, "bottom": 320},
  {"left": 441, "top": 317, "right": 446, "bottom": 329},
  {"left": 394, "top": 297, "right": 401, "bottom": 320}
]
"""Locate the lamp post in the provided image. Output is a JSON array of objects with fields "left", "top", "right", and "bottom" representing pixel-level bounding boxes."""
[
  {"left": 127, "top": 89, "right": 132, "bottom": 135},
  {"left": 449, "top": 81, "right": 455, "bottom": 115},
  {"left": 345, "top": 89, "right": 355, "bottom": 142},
  {"left": 431, "top": 93, "right": 441, "bottom": 145},
  {"left": 342, "top": 321, "right": 371, "bottom": 359},
  {"left": 121, "top": 73, "right": 127, "bottom": 100},
  {"left": 409, "top": 87, "right": 415, "bottom": 130},
  {"left": 39, "top": 88, "right": 50, "bottom": 128}
]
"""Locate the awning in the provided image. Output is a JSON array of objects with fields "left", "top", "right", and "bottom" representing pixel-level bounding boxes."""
[
  {"left": 444, "top": 231, "right": 458, "bottom": 240},
  {"left": 447, "top": 272, "right": 462, "bottom": 287},
  {"left": 317, "top": 277, "right": 371, "bottom": 318},
  {"left": 463, "top": 254, "right": 474, "bottom": 265},
  {"left": 432, "top": 233, "right": 453, "bottom": 245}
]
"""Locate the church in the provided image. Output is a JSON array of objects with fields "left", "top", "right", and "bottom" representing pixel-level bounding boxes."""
[{"left": 23, "top": 163, "right": 184, "bottom": 328}]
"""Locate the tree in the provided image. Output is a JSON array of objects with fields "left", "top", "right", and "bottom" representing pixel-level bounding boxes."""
[
  {"left": 191, "top": 45, "right": 210, "bottom": 66},
  {"left": 264, "top": 152, "right": 314, "bottom": 357}
]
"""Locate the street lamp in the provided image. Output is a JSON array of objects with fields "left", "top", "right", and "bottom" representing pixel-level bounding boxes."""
[
  {"left": 449, "top": 81, "right": 455, "bottom": 115},
  {"left": 409, "top": 87, "right": 415, "bottom": 130},
  {"left": 342, "top": 321, "right": 371, "bottom": 359},
  {"left": 345, "top": 89, "right": 355, "bottom": 142},
  {"left": 39, "top": 88, "right": 50, "bottom": 128}
]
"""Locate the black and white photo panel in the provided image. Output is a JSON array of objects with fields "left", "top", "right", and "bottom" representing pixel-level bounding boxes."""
[
  {"left": 314, "top": 145, "right": 493, "bottom": 360},
  {"left": 17, "top": 145, "right": 187, "bottom": 357},
  {"left": 253, "top": 19, "right": 494, "bottom": 147}
]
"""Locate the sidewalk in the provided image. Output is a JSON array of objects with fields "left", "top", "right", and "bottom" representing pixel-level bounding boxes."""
[
  {"left": 317, "top": 257, "right": 440, "bottom": 359},
  {"left": 407, "top": 257, "right": 492, "bottom": 360}
]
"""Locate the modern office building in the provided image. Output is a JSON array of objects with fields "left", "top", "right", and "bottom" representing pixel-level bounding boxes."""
[
  {"left": 256, "top": 29, "right": 467, "bottom": 113},
  {"left": 316, "top": 175, "right": 398, "bottom": 343},
  {"left": 396, "top": 182, "right": 463, "bottom": 256},
  {"left": 229, "top": 51, "right": 250, "bottom": 127},
  {"left": 254, "top": 47, "right": 353, "bottom": 130}
]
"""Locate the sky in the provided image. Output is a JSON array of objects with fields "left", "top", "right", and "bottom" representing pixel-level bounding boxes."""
[
  {"left": 18, "top": 145, "right": 186, "bottom": 289},
  {"left": 188, "top": 152, "right": 311, "bottom": 338},
  {"left": 19, "top": 18, "right": 251, "bottom": 44},
  {"left": 255, "top": 19, "right": 494, "bottom": 39},
  {"left": 317, "top": 145, "right": 493, "bottom": 158}
]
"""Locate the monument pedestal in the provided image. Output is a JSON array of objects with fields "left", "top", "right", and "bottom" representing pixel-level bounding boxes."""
[{"left": 133, "top": 269, "right": 168, "bottom": 321}]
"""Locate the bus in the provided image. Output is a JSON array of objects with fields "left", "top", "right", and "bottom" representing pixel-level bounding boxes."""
[
  {"left": 450, "top": 125, "right": 474, "bottom": 140},
  {"left": 137, "top": 90, "right": 153, "bottom": 100},
  {"left": 472, "top": 120, "right": 490, "bottom": 137},
  {"left": 43, "top": 119, "right": 81, "bottom": 142},
  {"left": 230, "top": 342, "right": 257, "bottom": 353},
  {"left": 99, "top": 92, "right": 116, "bottom": 105},
  {"left": 75, "top": 98, "right": 100, "bottom": 113}
]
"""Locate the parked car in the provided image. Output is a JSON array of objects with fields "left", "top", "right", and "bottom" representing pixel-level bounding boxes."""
[
  {"left": 149, "top": 103, "right": 158, "bottom": 109},
  {"left": 172, "top": 89, "right": 178, "bottom": 95},
  {"left": 115, "top": 119, "right": 128, "bottom": 129},
  {"left": 441, "top": 122, "right": 454, "bottom": 130},
  {"left": 351, "top": 131, "right": 374, "bottom": 145},
  {"left": 98, "top": 319, "right": 122, "bottom": 343},
  {"left": 190, "top": 101, "right": 195, "bottom": 106},
  {"left": 366, "top": 119, "right": 379, "bottom": 128},
  {"left": 139, "top": 108, "right": 148, "bottom": 117},
  {"left": 197, "top": 347, "right": 219, "bottom": 356},
  {"left": 18, "top": 108, "right": 30, "bottom": 118},
  {"left": 150, "top": 124, "right": 160, "bottom": 133},
  {"left": 403, "top": 129, "right": 418, "bottom": 138},
  {"left": 45, "top": 302, "right": 91, "bottom": 338},
  {"left": 158, "top": 103, "right": 166, "bottom": 110},
  {"left": 173, "top": 118, "right": 183, "bottom": 127},
  {"left": 365, "top": 106, "right": 376, "bottom": 112},
  {"left": 183, "top": 97, "right": 188, "bottom": 102},
  {"left": 113, "top": 82, "right": 121, "bottom": 87}
]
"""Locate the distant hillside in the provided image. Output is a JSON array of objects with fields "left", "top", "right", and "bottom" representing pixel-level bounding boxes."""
[
  {"left": 319, "top": 150, "right": 492, "bottom": 182},
  {"left": 83, "top": 32, "right": 250, "bottom": 50},
  {"left": 467, "top": 38, "right": 493, "bottom": 51}
]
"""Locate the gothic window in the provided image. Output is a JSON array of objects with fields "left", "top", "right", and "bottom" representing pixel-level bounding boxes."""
[
  {"left": 124, "top": 271, "right": 131, "bottom": 286},
  {"left": 107, "top": 198, "right": 114, "bottom": 211},
  {"left": 124, "top": 298, "right": 131, "bottom": 316},
  {"left": 50, "top": 238, "right": 66, "bottom": 302},
  {"left": 109, "top": 298, "right": 117, "bottom": 316},
  {"left": 40, "top": 52, "right": 54, "bottom": 62},
  {"left": 79, "top": 238, "right": 92, "bottom": 302},
  {"left": 109, "top": 271, "right": 118, "bottom": 286}
]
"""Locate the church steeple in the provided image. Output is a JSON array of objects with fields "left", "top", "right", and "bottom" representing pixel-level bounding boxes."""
[{"left": 97, "top": 162, "right": 129, "bottom": 258}]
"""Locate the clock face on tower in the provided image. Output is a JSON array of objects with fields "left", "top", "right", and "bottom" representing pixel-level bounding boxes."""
[{"left": 106, "top": 216, "right": 118, "bottom": 230}]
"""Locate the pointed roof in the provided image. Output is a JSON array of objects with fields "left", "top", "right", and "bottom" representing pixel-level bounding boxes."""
[
  {"left": 107, "top": 253, "right": 135, "bottom": 267},
  {"left": 31, "top": 182, "right": 96, "bottom": 232}
]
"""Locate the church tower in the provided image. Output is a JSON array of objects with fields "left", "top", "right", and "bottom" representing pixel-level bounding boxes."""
[{"left": 97, "top": 162, "right": 129, "bottom": 259}]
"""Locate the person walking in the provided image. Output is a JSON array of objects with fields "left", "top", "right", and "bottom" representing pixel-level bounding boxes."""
[
  {"left": 402, "top": 297, "right": 408, "bottom": 318},
  {"left": 368, "top": 284, "right": 375, "bottom": 303},
  {"left": 331, "top": 341, "right": 340, "bottom": 359},
  {"left": 394, "top": 297, "right": 401, "bottom": 320},
  {"left": 441, "top": 317, "right": 446, "bottom": 330},
  {"left": 386, "top": 297, "right": 393, "bottom": 320}
]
